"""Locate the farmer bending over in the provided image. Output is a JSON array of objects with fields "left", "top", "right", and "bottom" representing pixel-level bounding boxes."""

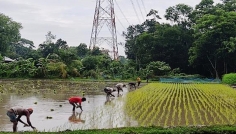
[
  {"left": 69, "top": 96, "right": 86, "bottom": 111},
  {"left": 104, "top": 87, "right": 116, "bottom": 97},
  {"left": 128, "top": 82, "right": 136, "bottom": 89},
  {"left": 6, "top": 107, "right": 36, "bottom": 132},
  {"left": 115, "top": 83, "right": 126, "bottom": 95}
]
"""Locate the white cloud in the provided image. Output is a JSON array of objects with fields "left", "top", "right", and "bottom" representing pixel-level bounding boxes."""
[{"left": 0, "top": 0, "right": 221, "bottom": 56}]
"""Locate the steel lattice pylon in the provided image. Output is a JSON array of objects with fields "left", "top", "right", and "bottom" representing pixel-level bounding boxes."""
[{"left": 89, "top": 0, "right": 118, "bottom": 60}]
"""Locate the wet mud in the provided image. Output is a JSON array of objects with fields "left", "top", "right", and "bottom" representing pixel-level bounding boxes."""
[{"left": 0, "top": 80, "right": 139, "bottom": 132}]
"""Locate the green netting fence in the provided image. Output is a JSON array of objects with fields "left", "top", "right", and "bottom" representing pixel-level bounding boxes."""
[{"left": 159, "top": 77, "right": 221, "bottom": 83}]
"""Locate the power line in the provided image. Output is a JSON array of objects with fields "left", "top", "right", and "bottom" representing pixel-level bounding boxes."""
[
  {"left": 114, "top": 15, "right": 127, "bottom": 42},
  {"left": 136, "top": 0, "right": 145, "bottom": 21},
  {"left": 115, "top": 14, "right": 127, "bottom": 32},
  {"left": 117, "top": 30, "right": 125, "bottom": 39},
  {"left": 114, "top": 0, "right": 131, "bottom": 26},
  {"left": 140, "top": 0, "right": 147, "bottom": 16},
  {"left": 129, "top": 0, "right": 141, "bottom": 24}
]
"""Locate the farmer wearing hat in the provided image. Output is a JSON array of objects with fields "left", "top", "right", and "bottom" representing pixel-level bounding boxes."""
[
  {"left": 6, "top": 107, "right": 36, "bottom": 132},
  {"left": 69, "top": 96, "right": 86, "bottom": 111}
]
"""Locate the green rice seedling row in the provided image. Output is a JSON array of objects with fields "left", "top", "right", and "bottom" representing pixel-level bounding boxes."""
[{"left": 125, "top": 83, "right": 236, "bottom": 127}]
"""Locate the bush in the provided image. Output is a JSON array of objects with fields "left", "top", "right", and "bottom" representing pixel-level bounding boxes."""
[
  {"left": 47, "top": 62, "right": 67, "bottom": 78},
  {"left": 222, "top": 73, "right": 236, "bottom": 85},
  {"left": 83, "top": 70, "right": 98, "bottom": 79}
]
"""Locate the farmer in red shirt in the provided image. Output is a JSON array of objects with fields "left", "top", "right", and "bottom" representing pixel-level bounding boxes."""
[{"left": 68, "top": 97, "right": 86, "bottom": 111}]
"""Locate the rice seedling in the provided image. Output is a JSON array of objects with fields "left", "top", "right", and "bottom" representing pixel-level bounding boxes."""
[{"left": 125, "top": 83, "right": 236, "bottom": 126}]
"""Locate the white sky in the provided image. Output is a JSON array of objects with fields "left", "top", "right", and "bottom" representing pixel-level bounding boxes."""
[{"left": 0, "top": 0, "right": 221, "bottom": 56}]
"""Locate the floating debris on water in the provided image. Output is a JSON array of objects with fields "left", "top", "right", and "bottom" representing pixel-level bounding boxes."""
[{"left": 46, "top": 116, "right": 53, "bottom": 119}]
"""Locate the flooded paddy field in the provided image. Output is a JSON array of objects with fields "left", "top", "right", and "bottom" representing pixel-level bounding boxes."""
[
  {"left": 0, "top": 80, "right": 138, "bottom": 132},
  {"left": 2, "top": 80, "right": 234, "bottom": 132}
]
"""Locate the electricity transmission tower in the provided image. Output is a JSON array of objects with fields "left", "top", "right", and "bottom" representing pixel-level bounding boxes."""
[{"left": 89, "top": 0, "right": 118, "bottom": 60}]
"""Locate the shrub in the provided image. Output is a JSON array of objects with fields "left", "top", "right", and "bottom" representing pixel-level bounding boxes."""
[
  {"left": 83, "top": 70, "right": 98, "bottom": 79},
  {"left": 222, "top": 73, "right": 236, "bottom": 85},
  {"left": 47, "top": 62, "right": 67, "bottom": 78},
  {"left": 68, "top": 60, "right": 84, "bottom": 77}
]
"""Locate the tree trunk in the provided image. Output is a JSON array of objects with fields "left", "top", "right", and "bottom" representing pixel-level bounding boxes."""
[{"left": 207, "top": 55, "right": 219, "bottom": 79}]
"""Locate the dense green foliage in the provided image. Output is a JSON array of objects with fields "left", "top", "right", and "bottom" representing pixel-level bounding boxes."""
[
  {"left": 124, "top": 0, "right": 236, "bottom": 78},
  {"left": 0, "top": 13, "right": 22, "bottom": 56},
  {"left": 1, "top": 0, "right": 236, "bottom": 80},
  {"left": 222, "top": 73, "right": 236, "bottom": 84}
]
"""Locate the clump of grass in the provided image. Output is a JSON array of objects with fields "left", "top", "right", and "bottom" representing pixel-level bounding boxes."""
[
  {"left": 53, "top": 89, "right": 56, "bottom": 94},
  {"left": 51, "top": 109, "right": 54, "bottom": 111},
  {"left": 34, "top": 102, "right": 37, "bottom": 104},
  {"left": 59, "top": 105, "right": 62, "bottom": 107}
]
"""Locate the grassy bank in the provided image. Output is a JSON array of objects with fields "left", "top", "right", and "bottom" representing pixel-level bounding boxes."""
[{"left": 1, "top": 126, "right": 236, "bottom": 134}]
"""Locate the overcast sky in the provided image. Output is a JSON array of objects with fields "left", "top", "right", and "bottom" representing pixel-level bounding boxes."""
[{"left": 0, "top": 0, "right": 221, "bottom": 56}]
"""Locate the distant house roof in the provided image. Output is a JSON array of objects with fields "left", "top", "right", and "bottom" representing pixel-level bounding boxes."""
[{"left": 3, "top": 56, "right": 15, "bottom": 62}]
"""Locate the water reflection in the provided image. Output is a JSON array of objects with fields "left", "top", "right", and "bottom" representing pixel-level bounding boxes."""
[
  {"left": 104, "top": 97, "right": 115, "bottom": 105},
  {"left": 68, "top": 111, "right": 85, "bottom": 124},
  {"left": 0, "top": 81, "right": 139, "bottom": 132},
  {"left": 117, "top": 94, "right": 123, "bottom": 97}
]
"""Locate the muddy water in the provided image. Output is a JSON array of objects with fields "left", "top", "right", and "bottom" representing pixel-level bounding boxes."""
[{"left": 0, "top": 80, "right": 138, "bottom": 132}]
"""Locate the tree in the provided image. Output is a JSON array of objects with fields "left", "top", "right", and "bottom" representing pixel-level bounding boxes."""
[
  {"left": 123, "top": 25, "right": 147, "bottom": 71},
  {"left": 146, "top": 61, "right": 171, "bottom": 76},
  {"left": 39, "top": 33, "right": 68, "bottom": 58},
  {"left": 55, "top": 39, "right": 68, "bottom": 50},
  {"left": 0, "top": 13, "right": 22, "bottom": 55},
  {"left": 146, "top": 9, "right": 162, "bottom": 21},
  {"left": 145, "top": 9, "right": 162, "bottom": 33},
  {"left": 68, "top": 60, "right": 84, "bottom": 77},
  {"left": 191, "top": 0, "right": 215, "bottom": 23},
  {"left": 89, "top": 46, "right": 102, "bottom": 56},
  {"left": 127, "top": 23, "right": 194, "bottom": 74},
  {"left": 8, "top": 38, "right": 36, "bottom": 59},
  {"left": 38, "top": 42, "right": 54, "bottom": 57},
  {"left": 44, "top": 31, "right": 56, "bottom": 44},
  {"left": 77, "top": 43, "right": 89, "bottom": 57},
  {"left": 0, "top": 54, "right": 2, "bottom": 61},
  {"left": 58, "top": 48, "right": 77, "bottom": 65},
  {"left": 216, "top": 0, "right": 236, "bottom": 12},
  {"left": 108, "top": 60, "right": 123, "bottom": 78},
  {"left": 189, "top": 9, "right": 236, "bottom": 78},
  {"left": 82, "top": 56, "right": 101, "bottom": 71},
  {"left": 164, "top": 4, "right": 193, "bottom": 29}
]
